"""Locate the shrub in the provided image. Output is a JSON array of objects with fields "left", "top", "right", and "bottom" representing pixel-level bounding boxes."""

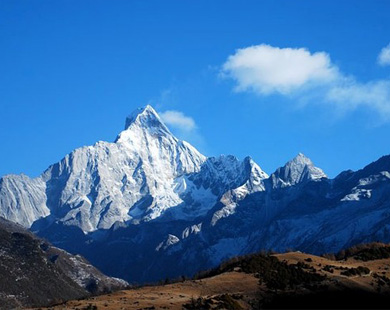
[
  {"left": 323, "top": 265, "right": 334, "bottom": 273},
  {"left": 193, "top": 252, "right": 325, "bottom": 292},
  {"left": 341, "top": 266, "right": 370, "bottom": 277},
  {"left": 336, "top": 243, "right": 390, "bottom": 261},
  {"left": 182, "top": 296, "right": 210, "bottom": 310},
  {"left": 214, "top": 294, "right": 243, "bottom": 310}
]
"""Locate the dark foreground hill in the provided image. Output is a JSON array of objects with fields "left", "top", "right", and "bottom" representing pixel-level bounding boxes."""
[
  {"left": 0, "top": 217, "right": 128, "bottom": 309},
  {"left": 31, "top": 243, "right": 390, "bottom": 309}
]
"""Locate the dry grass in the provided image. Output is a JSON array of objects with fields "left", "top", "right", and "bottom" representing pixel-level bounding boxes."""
[
  {"left": 275, "top": 252, "right": 390, "bottom": 292},
  {"left": 30, "top": 252, "right": 390, "bottom": 310},
  {"left": 30, "top": 271, "right": 258, "bottom": 310}
]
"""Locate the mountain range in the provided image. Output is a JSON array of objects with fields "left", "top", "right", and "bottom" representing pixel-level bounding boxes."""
[{"left": 1, "top": 105, "right": 390, "bottom": 283}]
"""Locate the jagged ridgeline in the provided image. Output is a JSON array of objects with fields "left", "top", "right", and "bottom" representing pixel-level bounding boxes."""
[{"left": 1, "top": 105, "right": 390, "bottom": 283}]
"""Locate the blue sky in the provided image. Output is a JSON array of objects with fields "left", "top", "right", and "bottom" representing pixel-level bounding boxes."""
[{"left": 1, "top": 0, "right": 390, "bottom": 178}]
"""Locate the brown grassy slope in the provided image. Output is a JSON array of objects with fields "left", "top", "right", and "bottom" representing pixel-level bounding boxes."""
[
  {"left": 30, "top": 250, "right": 390, "bottom": 310},
  {"left": 275, "top": 251, "right": 390, "bottom": 292},
  {"left": 29, "top": 271, "right": 258, "bottom": 310}
]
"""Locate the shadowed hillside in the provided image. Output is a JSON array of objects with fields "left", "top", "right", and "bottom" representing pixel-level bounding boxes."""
[{"left": 0, "top": 218, "right": 127, "bottom": 309}]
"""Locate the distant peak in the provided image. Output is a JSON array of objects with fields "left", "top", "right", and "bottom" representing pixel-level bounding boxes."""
[
  {"left": 288, "top": 153, "right": 313, "bottom": 166},
  {"left": 283, "top": 153, "right": 325, "bottom": 175},
  {"left": 294, "top": 152, "right": 309, "bottom": 160},
  {"left": 124, "top": 105, "right": 164, "bottom": 130},
  {"left": 272, "top": 153, "right": 327, "bottom": 188}
]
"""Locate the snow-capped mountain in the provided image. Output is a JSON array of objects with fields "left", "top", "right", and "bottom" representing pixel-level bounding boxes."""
[
  {"left": 1, "top": 105, "right": 390, "bottom": 283},
  {"left": 0, "top": 105, "right": 269, "bottom": 232},
  {"left": 1, "top": 106, "right": 208, "bottom": 231}
]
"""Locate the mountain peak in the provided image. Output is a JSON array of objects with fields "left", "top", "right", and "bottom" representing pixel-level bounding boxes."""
[
  {"left": 289, "top": 152, "right": 313, "bottom": 165},
  {"left": 271, "top": 153, "right": 327, "bottom": 188},
  {"left": 116, "top": 105, "right": 172, "bottom": 144},
  {"left": 124, "top": 105, "right": 168, "bottom": 131}
]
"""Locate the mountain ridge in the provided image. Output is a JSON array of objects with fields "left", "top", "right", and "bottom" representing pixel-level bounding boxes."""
[
  {"left": 1, "top": 105, "right": 390, "bottom": 283},
  {"left": 0, "top": 106, "right": 318, "bottom": 231}
]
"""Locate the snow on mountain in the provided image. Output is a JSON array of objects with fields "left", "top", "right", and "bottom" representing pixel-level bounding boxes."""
[
  {"left": 271, "top": 153, "right": 327, "bottom": 188},
  {"left": 189, "top": 155, "right": 268, "bottom": 197},
  {"left": 156, "top": 234, "right": 180, "bottom": 251},
  {"left": 38, "top": 105, "right": 208, "bottom": 232},
  {"left": 1, "top": 105, "right": 266, "bottom": 232},
  {"left": 0, "top": 174, "right": 48, "bottom": 227},
  {"left": 170, "top": 155, "right": 268, "bottom": 221},
  {"left": 1, "top": 105, "right": 390, "bottom": 284}
]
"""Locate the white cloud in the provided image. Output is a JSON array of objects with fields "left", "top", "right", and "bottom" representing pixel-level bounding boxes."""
[
  {"left": 327, "top": 80, "right": 390, "bottom": 119},
  {"left": 221, "top": 44, "right": 340, "bottom": 95},
  {"left": 160, "top": 110, "right": 196, "bottom": 131},
  {"left": 221, "top": 43, "right": 390, "bottom": 121},
  {"left": 159, "top": 109, "right": 206, "bottom": 152},
  {"left": 378, "top": 43, "right": 390, "bottom": 66}
]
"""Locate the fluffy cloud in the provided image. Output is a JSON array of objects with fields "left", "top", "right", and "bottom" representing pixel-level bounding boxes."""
[
  {"left": 222, "top": 44, "right": 390, "bottom": 120},
  {"left": 221, "top": 44, "right": 340, "bottom": 95},
  {"left": 159, "top": 110, "right": 205, "bottom": 150},
  {"left": 378, "top": 43, "right": 390, "bottom": 66},
  {"left": 160, "top": 110, "right": 196, "bottom": 131}
]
